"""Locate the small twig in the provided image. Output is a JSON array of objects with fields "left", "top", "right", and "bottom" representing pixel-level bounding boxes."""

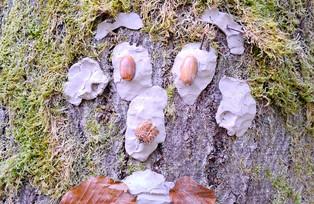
[
  {"left": 206, "top": 40, "right": 211, "bottom": 51},
  {"left": 199, "top": 33, "right": 206, "bottom": 50},
  {"left": 226, "top": 25, "right": 244, "bottom": 33}
]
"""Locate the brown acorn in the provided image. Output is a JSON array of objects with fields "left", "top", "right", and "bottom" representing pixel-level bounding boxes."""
[
  {"left": 179, "top": 55, "right": 198, "bottom": 86},
  {"left": 120, "top": 55, "right": 136, "bottom": 81},
  {"left": 135, "top": 120, "right": 159, "bottom": 144}
]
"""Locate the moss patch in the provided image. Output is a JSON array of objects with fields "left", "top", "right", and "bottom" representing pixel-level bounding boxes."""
[
  {"left": 0, "top": 0, "right": 128, "bottom": 199},
  {"left": 265, "top": 170, "right": 302, "bottom": 204}
]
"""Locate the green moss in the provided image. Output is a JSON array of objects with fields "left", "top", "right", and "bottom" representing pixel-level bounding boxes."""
[
  {"left": 166, "top": 84, "right": 175, "bottom": 102},
  {"left": 86, "top": 118, "right": 101, "bottom": 136},
  {"left": 126, "top": 162, "right": 146, "bottom": 175},
  {"left": 271, "top": 176, "right": 301, "bottom": 204},
  {"left": 165, "top": 84, "right": 176, "bottom": 120},
  {"left": 0, "top": 0, "right": 129, "bottom": 199},
  {"left": 265, "top": 171, "right": 302, "bottom": 204}
]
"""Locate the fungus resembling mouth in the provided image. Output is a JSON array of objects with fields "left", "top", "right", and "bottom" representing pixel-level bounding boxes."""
[{"left": 135, "top": 120, "right": 159, "bottom": 144}]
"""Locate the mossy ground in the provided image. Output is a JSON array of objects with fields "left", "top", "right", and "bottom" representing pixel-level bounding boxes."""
[{"left": 0, "top": 0, "right": 313, "bottom": 202}]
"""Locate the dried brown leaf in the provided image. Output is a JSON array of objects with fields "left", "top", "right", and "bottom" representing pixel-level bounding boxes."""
[
  {"left": 60, "top": 176, "right": 136, "bottom": 204},
  {"left": 170, "top": 176, "right": 216, "bottom": 204}
]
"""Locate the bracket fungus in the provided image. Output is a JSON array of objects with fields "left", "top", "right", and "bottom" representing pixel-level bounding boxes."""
[
  {"left": 95, "top": 12, "right": 143, "bottom": 40},
  {"left": 215, "top": 76, "right": 256, "bottom": 136},
  {"left": 125, "top": 86, "right": 167, "bottom": 161},
  {"left": 123, "top": 169, "right": 174, "bottom": 204},
  {"left": 201, "top": 8, "right": 245, "bottom": 55},
  {"left": 64, "top": 57, "right": 109, "bottom": 106},
  {"left": 172, "top": 43, "right": 217, "bottom": 105},
  {"left": 112, "top": 42, "right": 153, "bottom": 101}
]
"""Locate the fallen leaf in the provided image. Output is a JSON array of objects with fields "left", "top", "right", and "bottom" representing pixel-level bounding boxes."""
[
  {"left": 170, "top": 176, "right": 216, "bottom": 204},
  {"left": 60, "top": 176, "right": 136, "bottom": 204}
]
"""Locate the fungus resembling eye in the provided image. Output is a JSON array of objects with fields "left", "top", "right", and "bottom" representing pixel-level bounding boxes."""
[
  {"left": 120, "top": 55, "right": 136, "bottom": 81},
  {"left": 172, "top": 43, "right": 217, "bottom": 105},
  {"left": 135, "top": 120, "right": 159, "bottom": 144},
  {"left": 112, "top": 42, "right": 152, "bottom": 101},
  {"left": 179, "top": 55, "right": 198, "bottom": 86}
]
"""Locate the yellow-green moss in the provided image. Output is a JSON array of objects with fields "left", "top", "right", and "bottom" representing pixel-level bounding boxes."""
[
  {"left": 265, "top": 170, "right": 302, "bottom": 204},
  {"left": 126, "top": 162, "right": 146, "bottom": 175},
  {"left": 165, "top": 84, "right": 176, "bottom": 120},
  {"left": 0, "top": 0, "right": 129, "bottom": 199}
]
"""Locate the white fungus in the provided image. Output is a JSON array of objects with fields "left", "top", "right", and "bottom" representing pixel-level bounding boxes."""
[
  {"left": 215, "top": 76, "right": 256, "bottom": 136},
  {"left": 201, "top": 8, "right": 245, "bottom": 55},
  {"left": 112, "top": 42, "right": 153, "bottom": 101},
  {"left": 171, "top": 43, "right": 217, "bottom": 105},
  {"left": 95, "top": 12, "right": 143, "bottom": 40},
  {"left": 125, "top": 86, "right": 167, "bottom": 161},
  {"left": 64, "top": 57, "right": 109, "bottom": 106},
  {"left": 123, "top": 169, "right": 174, "bottom": 204}
]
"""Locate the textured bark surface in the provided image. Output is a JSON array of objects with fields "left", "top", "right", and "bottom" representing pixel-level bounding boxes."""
[{"left": 0, "top": 1, "right": 313, "bottom": 204}]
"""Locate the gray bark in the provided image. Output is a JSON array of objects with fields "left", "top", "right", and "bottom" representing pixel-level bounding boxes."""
[{"left": 0, "top": 1, "right": 313, "bottom": 204}]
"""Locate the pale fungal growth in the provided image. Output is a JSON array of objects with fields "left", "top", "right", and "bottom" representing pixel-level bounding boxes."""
[
  {"left": 125, "top": 86, "right": 167, "bottom": 161},
  {"left": 172, "top": 43, "right": 217, "bottom": 105},
  {"left": 95, "top": 12, "right": 143, "bottom": 40},
  {"left": 112, "top": 42, "right": 153, "bottom": 101},
  {"left": 123, "top": 169, "right": 174, "bottom": 204},
  {"left": 201, "top": 8, "right": 245, "bottom": 55},
  {"left": 64, "top": 57, "right": 109, "bottom": 106},
  {"left": 215, "top": 76, "right": 256, "bottom": 136}
]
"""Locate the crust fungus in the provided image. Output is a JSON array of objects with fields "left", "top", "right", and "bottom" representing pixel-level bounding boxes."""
[
  {"left": 64, "top": 57, "right": 109, "bottom": 106},
  {"left": 123, "top": 169, "right": 174, "bottom": 204},
  {"left": 95, "top": 12, "right": 143, "bottom": 40},
  {"left": 201, "top": 8, "right": 245, "bottom": 55},
  {"left": 112, "top": 42, "right": 153, "bottom": 101},
  {"left": 215, "top": 76, "right": 256, "bottom": 136},
  {"left": 171, "top": 43, "right": 217, "bottom": 105},
  {"left": 125, "top": 86, "right": 167, "bottom": 161}
]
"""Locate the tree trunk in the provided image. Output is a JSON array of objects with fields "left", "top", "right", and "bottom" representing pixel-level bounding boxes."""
[{"left": 0, "top": 0, "right": 313, "bottom": 203}]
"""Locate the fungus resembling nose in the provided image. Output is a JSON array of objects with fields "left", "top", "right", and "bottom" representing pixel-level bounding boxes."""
[
  {"left": 120, "top": 55, "right": 136, "bottom": 81},
  {"left": 135, "top": 120, "right": 159, "bottom": 144},
  {"left": 179, "top": 55, "right": 198, "bottom": 86}
]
